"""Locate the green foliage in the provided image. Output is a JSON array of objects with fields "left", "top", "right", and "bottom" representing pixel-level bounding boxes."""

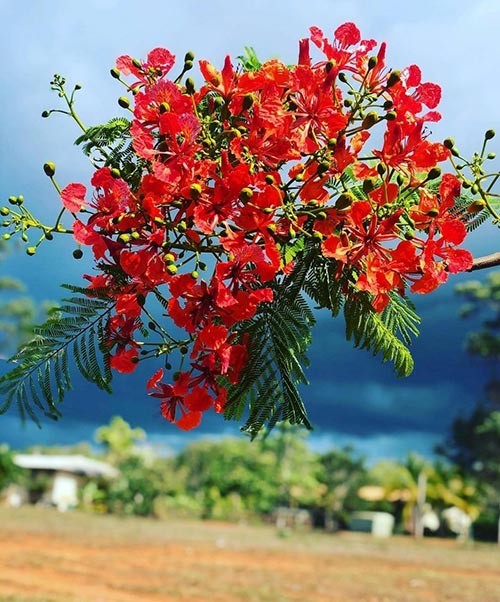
[
  {"left": 95, "top": 416, "right": 146, "bottom": 462},
  {"left": 0, "top": 444, "right": 21, "bottom": 491},
  {"left": 225, "top": 266, "right": 315, "bottom": 437},
  {"left": 0, "top": 285, "right": 114, "bottom": 424},
  {"left": 74, "top": 117, "right": 146, "bottom": 189},
  {"left": 236, "top": 47, "right": 262, "bottom": 72}
]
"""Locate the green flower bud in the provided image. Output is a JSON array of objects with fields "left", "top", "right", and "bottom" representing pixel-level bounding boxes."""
[
  {"left": 45, "top": 231, "right": 53, "bottom": 241},
  {"left": 487, "top": 152, "right": 496, "bottom": 160},
  {"left": 404, "top": 229, "right": 415, "bottom": 240},
  {"left": 338, "top": 72, "right": 348, "bottom": 83},
  {"left": 132, "top": 58, "right": 142, "bottom": 69},
  {"left": 8, "top": 196, "right": 17, "bottom": 205},
  {"left": 385, "top": 111, "right": 397, "bottom": 121},
  {"left": 316, "top": 211, "right": 327, "bottom": 220},
  {"left": 131, "top": 231, "right": 141, "bottom": 240},
  {"left": 443, "top": 137, "right": 455, "bottom": 149},
  {"left": 265, "top": 174, "right": 275, "bottom": 185},
  {"left": 377, "top": 163, "right": 386, "bottom": 176},
  {"left": 267, "top": 223, "right": 277, "bottom": 233},
  {"left": 317, "top": 161, "right": 330, "bottom": 176},
  {"left": 242, "top": 93, "right": 254, "bottom": 111},
  {"left": 396, "top": 174, "right": 405, "bottom": 186},
  {"left": 43, "top": 162, "right": 56, "bottom": 177},
  {"left": 184, "top": 51, "right": 195, "bottom": 62},
  {"left": 289, "top": 226, "right": 296, "bottom": 238},
  {"left": 184, "top": 60, "right": 193, "bottom": 71},
  {"left": 21, "top": 233, "right": 29, "bottom": 242},
  {"left": 118, "top": 233, "right": 131, "bottom": 243},
  {"left": 41, "top": 110, "right": 51, "bottom": 118},
  {"left": 2, "top": 233, "right": 11, "bottom": 240},
  {"left": 72, "top": 249, "right": 83, "bottom": 259},
  {"left": 327, "top": 138, "right": 337, "bottom": 150},
  {"left": 367, "top": 56, "right": 378, "bottom": 71},
  {"left": 159, "top": 101, "right": 170, "bottom": 114},
  {"left": 180, "top": 345, "right": 189, "bottom": 355},
  {"left": 16, "top": 195, "right": 24, "bottom": 205},
  {"left": 239, "top": 187, "right": 253, "bottom": 202},
  {"left": 386, "top": 70, "right": 401, "bottom": 88},
  {"left": 26, "top": 246, "right": 36, "bottom": 256},
  {"left": 167, "top": 264, "right": 178, "bottom": 275},
  {"left": 471, "top": 183, "right": 479, "bottom": 194},
  {"left": 383, "top": 100, "right": 393, "bottom": 110},
  {"left": 177, "top": 220, "right": 187, "bottom": 232},
  {"left": 426, "top": 167, "right": 441, "bottom": 181},
  {"left": 343, "top": 98, "right": 352, "bottom": 108},
  {"left": 110, "top": 168, "right": 121, "bottom": 179},
  {"left": 362, "top": 178, "right": 377, "bottom": 194},
  {"left": 110, "top": 68, "right": 121, "bottom": 79},
  {"left": 325, "top": 61, "right": 334, "bottom": 73},
  {"left": 191, "top": 270, "right": 199, "bottom": 279},
  {"left": 164, "top": 253, "right": 175, "bottom": 264},
  {"left": 335, "top": 192, "right": 355, "bottom": 211},
  {"left": 426, "top": 208, "right": 439, "bottom": 217},
  {"left": 485, "top": 129, "right": 495, "bottom": 140},
  {"left": 118, "top": 96, "right": 131, "bottom": 109},
  {"left": 185, "top": 77, "right": 196, "bottom": 94},
  {"left": 190, "top": 183, "right": 202, "bottom": 200},
  {"left": 75, "top": 83, "right": 82, "bottom": 90},
  {"left": 362, "top": 111, "right": 379, "bottom": 129},
  {"left": 0, "top": 207, "right": 9, "bottom": 216}
]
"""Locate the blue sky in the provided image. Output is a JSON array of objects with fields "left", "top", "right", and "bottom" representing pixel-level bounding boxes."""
[{"left": 1, "top": 0, "right": 499, "bottom": 460}]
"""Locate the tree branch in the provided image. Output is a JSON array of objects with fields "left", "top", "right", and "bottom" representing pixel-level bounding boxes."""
[{"left": 470, "top": 252, "right": 500, "bottom": 272}]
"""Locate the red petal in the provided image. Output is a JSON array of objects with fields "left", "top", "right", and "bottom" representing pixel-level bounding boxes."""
[
  {"left": 61, "top": 183, "right": 86, "bottom": 213},
  {"left": 176, "top": 411, "right": 202, "bottom": 431},
  {"left": 334, "top": 22, "right": 361, "bottom": 47}
]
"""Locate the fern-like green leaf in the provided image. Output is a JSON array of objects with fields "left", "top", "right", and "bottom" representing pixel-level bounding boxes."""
[{"left": 0, "top": 285, "right": 114, "bottom": 424}]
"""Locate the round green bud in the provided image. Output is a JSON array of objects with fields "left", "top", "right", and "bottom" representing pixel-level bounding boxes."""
[
  {"left": 386, "top": 70, "right": 401, "bottom": 88},
  {"left": 242, "top": 93, "right": 254, "bottom": 111},
  {"left": 43, "top": 162, "right": 56, "bottom": 177},
  {"left": 41, "top": 110, "right": 51, "bottom": 118},
  {"left": 239, "top": 187, "right": 253, "bottom": 201},
  {"left": 487, "top": 152, "right": 496, "bottom": 160},
  {"left": 443, "top": 137, "right": 455, "bottom": 149},
  {"left": 313, "top": 231, "right": 324, "bottom": 240},
  {"left": 289, "top": 226, "right": 296, "bottom": 238},
  {"left": 110, "top": 168, "right": 121, "bottom": 179},
  {"left": 2, "top": 221, "right": 10, "bottom": 227},
  {"left": 164, "top": 253, "right": 175, "bottom": 264},
  {"left": 426, "top": 208, "right": 439, "bottom": 217},
  {"left": 185, "top": 77, "right": 195, "bottom": 94},
  {"left": 265, "top": 174, "right": 275, "bottom": 185},
  {"left": 316, "top": 211, "right": 327, "bottom": 220},
  {"left": 338, "top": 72, "right": 348, "bottom": 83},
  {"left": 335, "top": 192, "right": 355, "bottom": 211},
  {"left": 317, "top": 161, "right": 330, "bottom": 176},
  {"left": 426, "top": 167, "right": 442, "bottom": 181},
  {"left": 327, "top": 138, "right": 337, "bottom": 150},
  {"left": 471, "top": 183, "right": 479, "bottom": 194},
  {"left": 45, "top": 231, "right": 53, "bottom": 241},
  {"left": 362, "top": 111, "right": 379, "bottom": 129},
  {"left": 118, "top": 233, "right": 131, "bottom": 243},
  {"left": 177, "top": 220, "right": 187, "bottom": 232},
  {"left": 385, "top": 111, "right": 397, "bottom": 121},
  {"left": 190, "top": 183, "right": 202, "bottom": 199},
  {"left": 167, "top": 264, "right": 178, "bottom": 275},
  {"left": 110, "top": 67, "right": 121, "bottom": 79},
  {"left": 2, "top": 233, "right": 11, "bottom": 240},
  {"left": 0, "top": 207, "right": 9, "bottom": 216},
  {"left": 485, "top": 129, "right": 496, "bottom": 140},
  {"left": 383, "top": 100, "right": 393, "bottom": 110},
  {"left": 131, "top": 231, "right": 141, "bottom": 240},
  {"left": 132, "top": 58, "right": 142, "bottom": 69},
  {"left": 325, "top": 61, "right": 334, "bottom": 73},
  {"left": 16, "top": 195, "right": 24, "bottom": 205},
  {"left": 184, "top": 51, "right": 195, "bottom": 62},
  {"left": 184, "top": 60, "right": 193, "bottom": 71},
  {"left": 191, "top": 270, "right": 199, "bottom": 279},
  {"left": 343, "top": 98, "right": 352, "bottom": 108},
  {"left": 367, "top": 56, "right": 378, "bottom": 71},
  {"left": 396, "top": 174, "right": 404, "bottom": 186},
  {"left": 199, "top": 262, "right": 208, "bottom": 271},
  {"left": 362, "top": 177, "right": 377, "bottom": 194},
  {"left": 377, "top": 163, "right": 386, "bottom": 176},
  {"left": 21, "top": 233, "right": 28, "bottom": 242},
  {"left": 72, "top": 248, "right": 83, "bottom": 259},
  {"left": 404, "top": 229, "right": 415, "bottom": 240},
  {"left": 118, "top": 96, "right": 131, "bottom": 109},
  {"left": 159, "top": 101, "right": 170, "bottom": 114},
  {"left": 180, "top": 345, "right": 189, "bottom": 355},
  {"left": 8, "top": 196, "right": 17, "bottom": 205},
  {"left": 267, "top": 223, "right": 277, "bottom": 233},
  {"left": 26, "top": 246, "right": 36, "bottom": 256},
  {"left": 75, "top": 83, "right": 82, "bottom": 90}
]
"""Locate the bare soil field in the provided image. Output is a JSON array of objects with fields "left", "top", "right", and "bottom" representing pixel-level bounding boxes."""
[{"left": 0, "top": 506, "right": 499, "bottom": 602}]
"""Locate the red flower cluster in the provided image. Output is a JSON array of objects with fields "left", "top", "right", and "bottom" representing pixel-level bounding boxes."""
[{"left": 60, "top": 23, "right": 473, "bottom": 429}]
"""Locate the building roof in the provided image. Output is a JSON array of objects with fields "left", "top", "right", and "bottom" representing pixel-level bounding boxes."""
[{"left": 13, "top": 454, "right": 119, "bottom": 478}]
